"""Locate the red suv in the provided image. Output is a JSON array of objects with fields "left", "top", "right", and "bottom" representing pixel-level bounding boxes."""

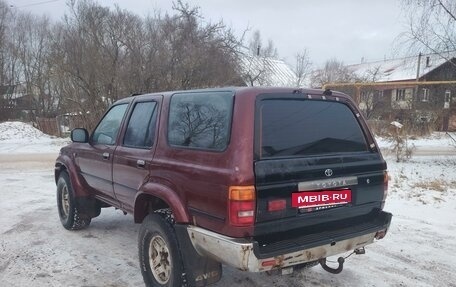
[{"left": 55, "top": 87, "right": 392, "bottom": 287}]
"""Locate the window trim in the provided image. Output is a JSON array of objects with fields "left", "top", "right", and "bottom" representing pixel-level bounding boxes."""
[
  {"left": 395, "top": 89, "right": 406, "bottom": 101},
  {"left": 90, "top": 103, "right": 130, "bottom": 146},
  {"left": 122, "top": 100, "right": 159, "bottom": 150},
  {"left": 166, "top": 91, "right": 235, "bottom": 153},
  {"left": 422, "top": 88, "right": 430, "bottom": 102},
  {"left": 445, "top": 90, "right": 451, "bottom": 103}
]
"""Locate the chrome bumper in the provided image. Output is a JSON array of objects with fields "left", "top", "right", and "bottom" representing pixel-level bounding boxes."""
[{"left": 186, "top": 226, "right": 378, "bottom": 272}]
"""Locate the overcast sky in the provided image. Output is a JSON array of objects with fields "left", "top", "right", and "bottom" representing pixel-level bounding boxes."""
[{"left": 8, "top": 0, "right": 406, "bottom": 66}]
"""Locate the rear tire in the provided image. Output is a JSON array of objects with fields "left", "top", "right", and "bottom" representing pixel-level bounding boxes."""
[
  {"left": 56, "top": 171, "right": 91, "bottom": 230},
  {"left": 138, "top": 212, "right": 184, "bottom": 287}
]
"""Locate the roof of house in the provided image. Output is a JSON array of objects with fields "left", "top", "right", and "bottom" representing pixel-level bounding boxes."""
[
  {"left": 0, "top": 83, "right": 27, "bottom": 99},
  {"left": 347, "top": 51, "right": 456, "bottom": 82},
  {"left": 0, "top": 85, "right": 14, "bottom": 96},
  {"left": 240, "top": 55, "right": 297, "bottom": 87}
]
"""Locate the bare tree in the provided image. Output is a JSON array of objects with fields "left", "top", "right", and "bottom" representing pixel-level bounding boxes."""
[
  {"left": 357, "top": 66, "right": 384, "bottom": 119},
  {"left": 248, "top": 30, "right": 278, "bottom": 58},
  {"left": 0, "top": 2, "right": 26, "bottom": 120},
  {"left": 294, "top": 49, "right": 312, "bottom": 87},
  {"left": 399, "top": 0, "right": 456, "bottom": 62},
  {"left": 12, "top": 13, "right": 59, "bottom": 118},
  {"left": 0, "top": 0, "right": 10, "bottom": 85},
  {"left": 310, "top": 58, "right": 355, "bottom": 88},
  {"left": 0, "top": 0, "right": 244, "bottom": 128},
  {"left": 241, "top": 30, "right": 280, "bottom": 86},
  {"left": 0, "top": 1, "right": 18, "bottom": 87}
]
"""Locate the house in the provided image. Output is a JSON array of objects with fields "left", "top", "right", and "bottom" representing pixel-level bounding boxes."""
[
  {"left": 0, "top": 83, "right": 35, "bottom": 121},
  {"left": 326, "top": 52, "right": 456, "bottom": 132},
  {"left": 240, "top": 54, "right": 298, "bottom": 87}
]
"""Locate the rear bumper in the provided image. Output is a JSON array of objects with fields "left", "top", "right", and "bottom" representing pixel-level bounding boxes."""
[{"left": 186, "top": 211, "right": 392, "bottom": 272}]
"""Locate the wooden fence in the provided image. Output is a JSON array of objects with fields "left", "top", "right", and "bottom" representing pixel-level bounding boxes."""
[
  {"left": 35, "top": 115, "right": 87, "bottom": 137},
  {"left": 36, "top": 117, "right": 61, "bottom": 137}
]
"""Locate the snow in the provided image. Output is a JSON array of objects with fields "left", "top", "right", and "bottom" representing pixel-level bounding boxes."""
[
  {"left": 0, "top": 121, "right": 69, "bottom": 154},
  {"left": 347, "top": 51, "right": 456, "bottom": 82},
  {"left": 0, "top": 122, "right": 455, "bottom": 286},
  {"left": 376, "top": 132, "right": 456, "bottom": 155},
  {"left": 240, "top": 55, "right": 297, "bottom": 87}
]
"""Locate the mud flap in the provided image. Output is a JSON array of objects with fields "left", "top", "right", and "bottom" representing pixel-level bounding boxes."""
[
  {"left": 74, "top": 197, "right": 101, "bottom": 219},
  {"left": 175, "top": 224, "right": 222, "bottom": 287}
]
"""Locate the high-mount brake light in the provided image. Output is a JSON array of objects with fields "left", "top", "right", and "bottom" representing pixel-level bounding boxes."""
[{"left": 228, "top": 186, "right": 256, "bottom": 226}]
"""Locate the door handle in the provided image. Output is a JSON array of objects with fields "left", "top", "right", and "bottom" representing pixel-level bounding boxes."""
[
  {"left": 102, "top": 152, "right": 110, "bottom": 160},
  {"left": 136, "top": 159, "right": 146, "bottom": 168}
]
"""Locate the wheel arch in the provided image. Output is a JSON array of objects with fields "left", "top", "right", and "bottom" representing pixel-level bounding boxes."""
[
  {"left": 55, "top": 155, "right": 90, "bottom": 197},
  {"left": 134, "top": 183, "right": 190, "bottom": 224}
]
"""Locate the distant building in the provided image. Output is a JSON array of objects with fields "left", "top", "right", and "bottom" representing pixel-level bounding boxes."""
[
  {"left": 239, "top": 55, "right": 298, "bottom": 87},
  {"left": 330, "top": 52, "right": 456, "bottom": 131},
  {"left": 0, "top": 83, "right": 35, "bottom": 121}
]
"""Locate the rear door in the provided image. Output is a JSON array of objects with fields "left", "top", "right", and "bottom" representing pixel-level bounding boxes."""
[
  {"left": 112, "top": 97, "right": 162, "bottom": 212},
  {"left": 254, "top": 94, "right": 386, "bottom": 235}
]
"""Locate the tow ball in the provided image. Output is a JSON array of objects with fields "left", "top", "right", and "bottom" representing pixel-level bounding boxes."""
[{"left": 319, "top": 247, "right": 366, "bottom": 274}]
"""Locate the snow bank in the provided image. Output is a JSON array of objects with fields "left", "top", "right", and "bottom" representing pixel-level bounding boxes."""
[
  {"left": 376, "top": 132, "right": 456, "bottom": 154},
  {"left": 0, "top": 121, "right": 52, "bottom": 142},
  {"left": 0, "top": 121, "right": 69, "bottom": 154}
]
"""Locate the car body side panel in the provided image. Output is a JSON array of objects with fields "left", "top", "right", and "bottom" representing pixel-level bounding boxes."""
[{"left": 147, "top": 89, "right": 257, "bottom": 237}]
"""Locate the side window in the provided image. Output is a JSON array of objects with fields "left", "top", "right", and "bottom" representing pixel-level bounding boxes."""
[
  {"left": 168, "top": 92, "right": 233, "bottom": 151},
  {"left": 92, "top": 104, "right": 128, "bottom": 145},
  {"left": 123, "top": 101, "right": 158, "bottom": 148}
]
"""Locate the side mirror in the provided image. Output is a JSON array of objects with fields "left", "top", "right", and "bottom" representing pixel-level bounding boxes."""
[{"left": 71, "top": 128, "right": 89, "bottom": 143}]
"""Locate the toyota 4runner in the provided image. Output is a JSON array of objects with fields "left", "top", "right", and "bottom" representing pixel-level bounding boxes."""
[{"left": 55, "top": 87, "right": 392, "bottom": 286}]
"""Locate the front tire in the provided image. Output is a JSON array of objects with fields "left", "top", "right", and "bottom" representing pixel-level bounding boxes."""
[
  {"left": 138, "top": 213, "right": 184, "bottom": 287},
  {"left": 56, "top": 171, "right": 91, "bottom": 230}
]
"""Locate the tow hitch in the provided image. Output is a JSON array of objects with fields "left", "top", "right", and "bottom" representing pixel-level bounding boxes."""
[{"left": 319, "top": 247, "right": 366, "bottom": 274}]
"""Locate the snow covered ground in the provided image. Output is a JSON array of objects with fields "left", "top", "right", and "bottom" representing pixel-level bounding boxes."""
[{"left": 0, "top": 122, "right": 455, "bottom": 286}]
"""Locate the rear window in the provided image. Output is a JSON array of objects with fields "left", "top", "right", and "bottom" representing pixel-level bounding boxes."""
[{"left": 257, "top": 98, "right": 368, "bottom": 158}]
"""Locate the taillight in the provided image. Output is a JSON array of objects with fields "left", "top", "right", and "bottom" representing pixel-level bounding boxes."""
[
  {"left": 267, "top": 199, "right": 286, "bottom": 212},
  {"left": 375, "top": 228, "right": 387, "bottom": 240},
  {"left": 228, "top": 186, "right": 256, "bottom": 226}
]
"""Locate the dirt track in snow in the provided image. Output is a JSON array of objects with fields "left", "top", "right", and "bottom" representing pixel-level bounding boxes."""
[{"left": 1, "top": 153, "right": 455, "bottom": 287}]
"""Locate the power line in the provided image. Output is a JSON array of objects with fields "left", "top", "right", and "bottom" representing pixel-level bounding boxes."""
[{"left": 10, "top": 0, "right": 62, "bottom": 9}]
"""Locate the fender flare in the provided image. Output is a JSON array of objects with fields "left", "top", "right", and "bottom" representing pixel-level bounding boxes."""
[
  {"left": 55, "top": 154, "right": 90, "bottom": 197},
  {"left": 134, "top": 182, "right": 190, "bottom": 224}
]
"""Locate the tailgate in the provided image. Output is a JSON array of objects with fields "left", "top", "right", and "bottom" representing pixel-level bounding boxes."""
[
  {"left": 254, "top": 153, "right": 387, "bottom": 235},
  {"left": 253, "top": 94, "right": 387, "bottom": 236}
]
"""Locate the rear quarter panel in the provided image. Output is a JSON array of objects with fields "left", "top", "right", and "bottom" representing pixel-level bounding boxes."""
[{"left": 149, "top": 89, "right": 257, "bottom": 237}]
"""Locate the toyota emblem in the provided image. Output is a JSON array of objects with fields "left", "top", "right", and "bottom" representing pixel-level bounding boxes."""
[{"left": 324, "top": 169, "right": 333, "bottom": 177}]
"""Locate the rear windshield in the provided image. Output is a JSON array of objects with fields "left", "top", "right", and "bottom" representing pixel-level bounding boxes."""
[{"left": 257, "top": 98, "right": 368, "bottom": 158}]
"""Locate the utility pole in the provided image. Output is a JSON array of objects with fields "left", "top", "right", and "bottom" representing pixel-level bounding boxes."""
[{"left": 414, "top": 52, "right": 422, "bottom": 104}]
